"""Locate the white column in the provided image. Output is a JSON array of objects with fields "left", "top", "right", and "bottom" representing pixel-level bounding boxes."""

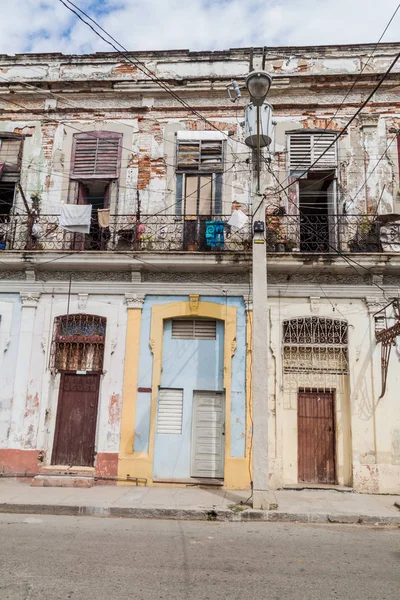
[{"left": 9, "top": 293, "right": 40, "bottom": 448}]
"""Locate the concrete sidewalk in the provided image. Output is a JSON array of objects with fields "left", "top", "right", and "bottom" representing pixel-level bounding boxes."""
[{"left": 0, "top": 480, "right": 399, "bottom": 524}]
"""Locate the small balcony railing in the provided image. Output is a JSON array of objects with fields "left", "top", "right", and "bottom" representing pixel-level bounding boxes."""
[
  {"left": 0, "top": 212, "right": 398, "bottom": 254},
  {"left": 0, "top": 213, "right": 251, "bottom": 252},
  {"left": 266, "top": 213, "right": 399, "bottom": 253}
]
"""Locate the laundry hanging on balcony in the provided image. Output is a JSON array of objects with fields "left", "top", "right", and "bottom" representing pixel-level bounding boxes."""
[
  {"left": 59, "top": 204, "right": 92, "bottom": 234},
  {"left": 228, "top": 209, "right": 248, "bottom": 230},
  {"left": 97, "top": 208, "right": 110, "bottom": 228},
  {"left": 205, "top": 220, "right": 224, "bottom": 248}
]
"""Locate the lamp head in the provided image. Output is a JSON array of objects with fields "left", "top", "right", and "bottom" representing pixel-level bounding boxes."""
[{"left": 245, "top": 71, "right": 272, "bottom": 106}]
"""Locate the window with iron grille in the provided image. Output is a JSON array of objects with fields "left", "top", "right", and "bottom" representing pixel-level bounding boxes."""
[
  {"left": 171, "top": 319, "right": 217, "bottom": 340},
  {"left": 50, "top": 314, "right": 106, "bottom": 372},
  {"left": 283, "top": 317, "right": 348, "bottom": 374},
  {"left": 71, "top": 131, "right": 122, "bottom": 179},
  {"left": 288, "top": 132, "right": 337, "bottom": 172}
]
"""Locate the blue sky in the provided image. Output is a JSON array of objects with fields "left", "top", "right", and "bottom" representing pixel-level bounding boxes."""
[{"left": 0, "top": 0, "right": 399, "bottom": 55}]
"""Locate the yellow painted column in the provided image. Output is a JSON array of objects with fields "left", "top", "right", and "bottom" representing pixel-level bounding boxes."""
[{"left": 119, "top": 294, "right": 144, "bottom": 459}]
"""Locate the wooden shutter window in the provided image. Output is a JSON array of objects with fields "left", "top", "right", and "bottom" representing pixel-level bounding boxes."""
[
  {"left": 177, "top": 140, "right": 223, "bottom": 172},
  {"left": 71, "top": 132, "right": 122, "bottom": 179},
  {"left": 289, "top": 133, "right": 337, "bottom": 171},
  {"left": 171, "top": 319, "right": 217, "bottom": 340},
  {"left": 157, "top": 388, "right": 184, "bottom": 434},
  {"left": 0, "top": 138, "right": 22, "bottom": 172}
]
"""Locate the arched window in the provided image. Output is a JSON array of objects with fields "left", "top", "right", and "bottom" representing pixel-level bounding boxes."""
[
  {"left": 283, "top": 317, "right": 348, "bottom": 374},
  {"left": 50, "top": 314, "right": 106, "bottom": 372}
]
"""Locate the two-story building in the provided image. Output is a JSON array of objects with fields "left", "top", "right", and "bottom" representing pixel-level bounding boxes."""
[{"left": 0, "top": 43, "right": 399, "bottom": 493}]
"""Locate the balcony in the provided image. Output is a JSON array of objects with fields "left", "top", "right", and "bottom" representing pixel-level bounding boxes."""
[
  {"left": 0, "top": 212, "right": 399, "bottom": 254},
  {"left": 0, "top": 213, "right": 251, "bottom": 253}
]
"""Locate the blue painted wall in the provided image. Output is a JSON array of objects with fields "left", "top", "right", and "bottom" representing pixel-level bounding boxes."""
[{"left": 133, "top": 296, "right": 247, "bottom": 473}]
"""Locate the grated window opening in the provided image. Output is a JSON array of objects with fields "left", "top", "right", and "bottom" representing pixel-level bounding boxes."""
[{"left": 50, "top": 314, "right": 106, "bottom": 372}]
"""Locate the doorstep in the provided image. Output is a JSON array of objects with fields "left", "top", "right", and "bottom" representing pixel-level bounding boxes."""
[
  {"left": 281, "top": 483, "right": 354, "bottom": 493},
  {"left": 32, "top": 465, "right": 95, "bottom": 488}
]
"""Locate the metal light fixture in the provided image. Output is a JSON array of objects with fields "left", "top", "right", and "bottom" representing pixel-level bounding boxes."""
[{"left": 245, "top": 71, "right": 272, "bottom": 106}]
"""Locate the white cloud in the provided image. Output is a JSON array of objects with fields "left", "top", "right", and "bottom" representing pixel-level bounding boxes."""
[{"left": 0, "top": 0, "right": 399, "bottom": 55}]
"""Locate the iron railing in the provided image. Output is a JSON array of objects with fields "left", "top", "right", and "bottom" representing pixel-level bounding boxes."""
[
  {"left": 0, "top": 212, "right": 398, "bottom": 253},
  {"left": 0, "top": 213, "right": 251, "bottom": 252}
]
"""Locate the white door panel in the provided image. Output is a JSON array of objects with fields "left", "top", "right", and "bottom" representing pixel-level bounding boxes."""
[{"left": 191, "top": 391, "right": 225, "bottom": 478}]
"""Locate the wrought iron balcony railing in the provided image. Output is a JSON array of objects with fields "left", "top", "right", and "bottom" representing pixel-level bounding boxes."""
[
  {"left": 0, "top": 213, "right": 251, "bottom": 252},
  {"left": 0, "top": 212, "right": 398, "bottom": 253}
]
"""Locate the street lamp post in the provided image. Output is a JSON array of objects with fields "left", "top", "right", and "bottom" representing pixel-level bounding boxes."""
[{"left": 244, "top": 71, "right": 272, "bottom": 509}]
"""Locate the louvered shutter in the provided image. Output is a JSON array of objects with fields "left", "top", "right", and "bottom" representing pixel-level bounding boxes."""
[
  {"left": 289, "top": 133, "right": 337, "bottom": 171},
  {"left": 177, "top": 140, "right": 223, "bottom": 172},
  {"left": 171, "top": 319, "right": 217, "bottom": 340},
  {"left": 156, "top": 388, "right": 183, "bottom": 434},
  {"left": 0, "top": 138, "right": 22, "bottom": 172},
  {"left": 71, "top": 132, "right": 122, "bottom": 179}
]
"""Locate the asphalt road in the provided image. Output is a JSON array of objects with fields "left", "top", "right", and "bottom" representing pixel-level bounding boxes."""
[{"left": 0, "top": 514, "right": 399, "bottom": 600}]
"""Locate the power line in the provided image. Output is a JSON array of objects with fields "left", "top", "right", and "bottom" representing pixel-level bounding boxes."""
[
  {"left": 280, "top": 3, "right": 400, "bottom": 184},
  {"left": 273, "top": 51, "right": 400, "bottom": 196},
  {"left": 58, "top": 0, "right": 248, "bottom": 148}
]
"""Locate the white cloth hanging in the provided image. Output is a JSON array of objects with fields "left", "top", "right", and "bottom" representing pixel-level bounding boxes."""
[
  {"left": 228, "top": 209, "right": 249, "bottom": 230},
  {"left": 59, "top": 204, "right": 92, "bottom": 234}
]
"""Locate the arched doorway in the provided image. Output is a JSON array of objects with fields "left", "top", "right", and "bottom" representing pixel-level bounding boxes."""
[{"left": 50, "top": 314, "right": 106, "bottom": 466}]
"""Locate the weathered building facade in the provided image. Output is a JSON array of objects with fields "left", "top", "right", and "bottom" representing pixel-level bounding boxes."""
[{"left": 0, "top": 43, "right": 399, "bottom": 493}]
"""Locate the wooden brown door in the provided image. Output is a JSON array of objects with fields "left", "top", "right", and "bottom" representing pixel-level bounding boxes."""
[
  {"left": 298, "top": 391, "right": 335, "bottom": 484},
  {"left": 52, "top": 373, "right": 100, "bottom": 466}
]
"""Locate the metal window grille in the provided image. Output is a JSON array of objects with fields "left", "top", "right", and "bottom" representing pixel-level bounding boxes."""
[
  {"left": 171, "top": 319, "right": 217, "bottom": 340},
  {"left": 50, "top": 314, "right": 106, "bottom": 372},
  {"left": 283, "top": 317, "right": 348, "bottom": 374}
]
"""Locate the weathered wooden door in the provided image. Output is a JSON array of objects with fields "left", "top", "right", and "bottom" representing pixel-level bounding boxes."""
[
  {"left": 52, "top": 373, "right": 100, "bottom": 466},
  {"left": 298, "top": 391, "right": 335, "bottom": 484},
  {"left": 191, "top": 391, "right": 225, "bottom": 479}
]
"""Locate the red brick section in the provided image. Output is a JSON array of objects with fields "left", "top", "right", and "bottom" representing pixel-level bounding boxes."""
[
  {"left": 136, "top": 118, "right": 167, "bottom": 190},
  {"left": 41, "top": 121, "right": 58, "bottom": 161},
  {"left": 0, "top": 449, "right": 41, "bottom": 475},
  {"left": 96, "top": 452, "right": 118, "bottom": 485}
]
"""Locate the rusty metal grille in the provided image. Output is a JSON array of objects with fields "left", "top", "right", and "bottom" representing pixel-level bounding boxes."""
[
  {"left": 283, "top": 317, "right": 348, "bottom": 374},
  {"left": 50, "top": 314, "right": 106, "bottom": 372}
]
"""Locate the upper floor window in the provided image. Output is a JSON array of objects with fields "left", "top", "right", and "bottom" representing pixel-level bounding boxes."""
[
  {"left": 175, "top": 135, "right": 224, "bottom": 217},
  {"left": 0, "top": 134, "right": 23, "bottom": 177},
  {"left": 71, "top": 131, "right": 122, "bottom": 180},
  {"left": 288, "top": 131, "right": 337, "bottom": 174},
  {"left": 176, "top": 140, "right": 224, "bottom": 172}
]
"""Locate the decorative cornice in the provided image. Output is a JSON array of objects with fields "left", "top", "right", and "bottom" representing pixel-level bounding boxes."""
[
  {"left": 244, "top": 295, "right": 253, "bottom": 311},
  {"left": 125, "top": 293, "right": 146, "bottom": 309},
  {"left": 189, "top": 294, "right": 200, "bottom": 315},
  {"left": 310, "top": 296, "right": 320, "bottom": 314},
  {"left": 77, "top": 293, "right": 88, "bottom": 311},
  {"left": 364, "top": 296, "right": 388, "bottom": 314},
  {"left": 20, "top": 293, "right": 40, "bottom": 308}
]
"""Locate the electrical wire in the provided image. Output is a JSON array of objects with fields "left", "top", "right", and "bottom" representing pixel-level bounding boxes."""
[
  {"left": 280, "top": 3, "right": 400, "bottom": 185},
  {"left": 273, "top": 50, "right": 400, "bottom": 196},
  {"left": 58, "top": 0, "right": 248, "bottom": 148}
]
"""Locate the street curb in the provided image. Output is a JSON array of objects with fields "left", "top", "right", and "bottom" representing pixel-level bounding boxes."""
[{"left": 1, "top": 503, "right": 400, "bottom": 525}]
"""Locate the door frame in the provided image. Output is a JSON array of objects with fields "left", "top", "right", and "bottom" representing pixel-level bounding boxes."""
[
  {"left": 190, "top": 390, "right": 226, "bottom": 479},
  {"left": 297, "top": 388, "right": 337, "bottom": 484},
  {"left": 51, "top": 371, "right": 101, "bottom": 466}
]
